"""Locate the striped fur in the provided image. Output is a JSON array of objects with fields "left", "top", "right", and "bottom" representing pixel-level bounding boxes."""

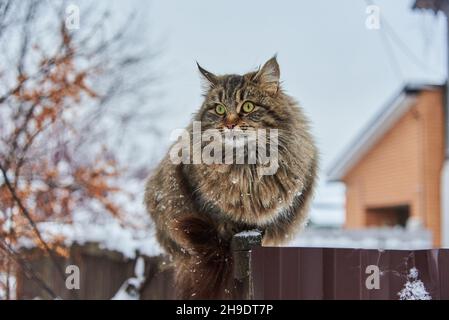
[{"left": 145, "top": 57, "right": 318, "bottom": 299}]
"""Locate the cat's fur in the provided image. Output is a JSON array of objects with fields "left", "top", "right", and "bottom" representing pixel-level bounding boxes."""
[{"left": 145, "top": 57, "right": 318, "bottom": 299}]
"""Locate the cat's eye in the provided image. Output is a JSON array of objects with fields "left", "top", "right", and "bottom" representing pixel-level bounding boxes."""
[
  {"left": 215, "top": 104, "right": 226, "bottom": 115},
  {"left": 242, "top": 101, "right": 255, "bottom": 113}
]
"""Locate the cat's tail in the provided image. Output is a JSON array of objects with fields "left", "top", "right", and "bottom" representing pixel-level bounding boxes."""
[{"left": 172, "top": 215, "right": 234, "bottom": 299}]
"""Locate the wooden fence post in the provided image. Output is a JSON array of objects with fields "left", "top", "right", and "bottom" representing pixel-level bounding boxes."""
[{"left": 231, "top": 230, "right": 262, "bottom": 300}]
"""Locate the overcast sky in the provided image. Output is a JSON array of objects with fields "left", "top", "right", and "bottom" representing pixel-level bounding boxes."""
[{"left": 121, "top": 0, "right": 446, "bottom": 224}]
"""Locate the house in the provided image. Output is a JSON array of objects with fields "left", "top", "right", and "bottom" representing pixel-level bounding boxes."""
[{"left": 327, "top": 83, "right": 446, "bottom": 246}]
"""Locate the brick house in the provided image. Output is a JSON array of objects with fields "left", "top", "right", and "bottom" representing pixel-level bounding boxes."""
[{"left": 328, "top": 84, "right": 446, "bottom": 246}]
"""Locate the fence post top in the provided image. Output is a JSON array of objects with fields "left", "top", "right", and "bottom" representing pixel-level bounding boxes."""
[{"left": 231, "top": 230, "right": 263, "bottom": 251}]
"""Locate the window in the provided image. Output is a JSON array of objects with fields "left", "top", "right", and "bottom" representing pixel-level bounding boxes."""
[{"left": 366, "top": 205, "right": 410, "bottom": 227}]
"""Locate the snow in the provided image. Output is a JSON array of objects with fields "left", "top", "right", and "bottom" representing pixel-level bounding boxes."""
[
  {"left": 0, "top": 273, "right": 16, "bottom": 300},
  {"left": 398, "top": 267, "right": 432, "bottom": 300},
  {"left": 17, "top": 209, "right": 163, "bottom": 259},
  {"left": 21, "top": 219, "right": 163, "bottom": 259},
  {"left": 16, "top": 177, "right": 164, "bottom": 259},
  {"left": 288, "top": 227, "right": 432, "bottom": 250},
  {"left": 111, "top": 278, "right": 141, "bottom": 300},
  {"left": 134, "top": 256, "right": 145, "bottom": 279},
  {"left": 308, "top": 182, "right": 345, "bottom": 227},
  {"left": 408, "top": 267, "right": 419, "bottom": 280},
  {"left": 308, "top": 205, "right": 345, "bottom": 227},
  {"left": 21, "top": 219, "right": 430, "bottom": 259},
  {"left": 112, "top": 256, "right": 146, "bottom": 300},
  {"left": 235, "top": 230, "right": 262, "bottom": 238}
]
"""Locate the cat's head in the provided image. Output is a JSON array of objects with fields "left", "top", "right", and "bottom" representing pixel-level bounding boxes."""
[{"left": 194, "top": 56, "right": 291, "bottom": 133}]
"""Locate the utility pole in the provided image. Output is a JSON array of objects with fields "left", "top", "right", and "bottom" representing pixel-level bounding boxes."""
[{"left": 413, "top": 0, "right": 449, "bottom": 246}]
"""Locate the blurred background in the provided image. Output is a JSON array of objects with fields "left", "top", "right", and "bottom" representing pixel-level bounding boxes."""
[{"left": 0, "top": 0, "right": 447, "bottom": 299}]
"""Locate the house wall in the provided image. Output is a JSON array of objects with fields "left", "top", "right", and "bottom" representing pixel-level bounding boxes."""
[{"left": 343, "top": 89, "right": 444, "bottom": 245}]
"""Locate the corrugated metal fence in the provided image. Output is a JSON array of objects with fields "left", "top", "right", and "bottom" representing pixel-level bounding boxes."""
[{"left": 251, "top": 247, "right": 449, "bottom": 300}]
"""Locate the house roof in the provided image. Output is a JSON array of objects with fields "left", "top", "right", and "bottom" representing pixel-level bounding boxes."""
[{"left": 327, "top": 83, "right": 444, "bottom": 182}]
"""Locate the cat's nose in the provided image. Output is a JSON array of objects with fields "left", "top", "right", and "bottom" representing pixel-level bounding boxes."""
[{"left": 224, "top": 113, "right": 239, "bottom": 129}]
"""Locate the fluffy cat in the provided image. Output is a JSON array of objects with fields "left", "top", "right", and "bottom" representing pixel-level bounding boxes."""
[{"left": 145, "top": 56, "right": 318, "bottom": 299}]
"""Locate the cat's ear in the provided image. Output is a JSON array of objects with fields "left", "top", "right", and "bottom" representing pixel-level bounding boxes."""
[
  {"left": 252, "top": 56, "right": 280, "bottom": 95},
  {"left": 197, "top": 62, "right": 218, "bottom": 88}
]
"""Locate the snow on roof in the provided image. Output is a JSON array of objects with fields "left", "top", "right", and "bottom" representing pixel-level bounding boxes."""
[
  {"left": 327, "top": 83, "right": 444, "bottom": 182},
  {"left": 17, "top": 178, "right": 164, "bottom": 259},
  {"left": 308, "top": 204, "right": 345, "bottom": 227},
  {"left": 288, "top": 227, "right": 432, "bottom": 250},
  {"left": 20, "top": 218, "right": 164, "bottom": 259}
]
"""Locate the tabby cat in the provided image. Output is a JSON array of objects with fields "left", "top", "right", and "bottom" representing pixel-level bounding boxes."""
[{"left": 145, "top": 56, "right": 318, "bottom": 299}]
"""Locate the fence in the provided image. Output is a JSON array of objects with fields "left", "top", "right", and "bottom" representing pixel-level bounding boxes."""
[
  {"left": 251, "top": 246, "right": 449, "bottom": 299},
  {"left": 14, "top": 234, "right": 449, "bottom": 300},
  {"left": 16, "top": 242, "right": 174, "bottom": 299}
]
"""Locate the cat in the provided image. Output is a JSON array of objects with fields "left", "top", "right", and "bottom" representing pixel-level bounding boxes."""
[{"left": 144, "top": 56, "right": 318, "bottom": 299}]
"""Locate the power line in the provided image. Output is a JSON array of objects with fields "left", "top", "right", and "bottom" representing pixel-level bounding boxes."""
[
  {"left": 382, "top": 13, "right": 443, "bottom": 75},
  {"left": 365, "top": 0, "right": 443, "bottom": 78},
  {"left": 365, "top": 0, "right": 404, "bottom": 81},
  {"left": 381, "top": 18, "right": 405, "bottom": 81}
]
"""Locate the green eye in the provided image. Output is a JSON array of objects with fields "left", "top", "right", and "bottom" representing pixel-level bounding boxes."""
[
  {"left": 215, "top": 104, "right": 226, "bottom": 115},
  {"left": 242, "top": 101, "right": 255, "bottom": 113}
]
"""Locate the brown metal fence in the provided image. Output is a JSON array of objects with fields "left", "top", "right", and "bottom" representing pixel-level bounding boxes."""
[{"left": 251, "top": 247, "right": 449, "bottom": 300}]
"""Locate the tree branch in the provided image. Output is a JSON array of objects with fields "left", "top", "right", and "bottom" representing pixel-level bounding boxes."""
[
  {"left": 0, "top": 163, "right": 68, "bottom": 289},
  {"left": 0, "top": 237, "right": 58, "bottom": 299}
]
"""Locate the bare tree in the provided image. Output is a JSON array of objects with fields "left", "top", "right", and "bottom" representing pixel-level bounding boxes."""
[{"left": 0, "top": 0, "right": 161, "bottom": 299}]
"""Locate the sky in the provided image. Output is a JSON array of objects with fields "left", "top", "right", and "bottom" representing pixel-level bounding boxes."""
[{"left": 120, "top": 0, "right": 447, "bottom": 225}]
